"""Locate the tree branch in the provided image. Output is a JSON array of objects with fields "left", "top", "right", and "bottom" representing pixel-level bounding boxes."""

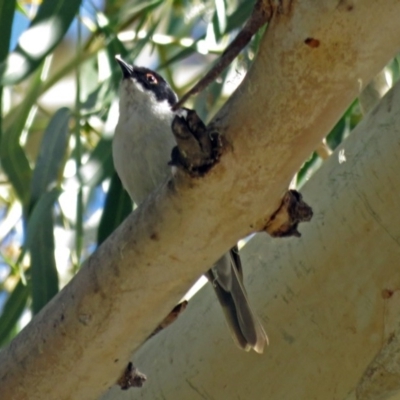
[{"left": 1, "top": 1, "right": 400, "bottom": 399}]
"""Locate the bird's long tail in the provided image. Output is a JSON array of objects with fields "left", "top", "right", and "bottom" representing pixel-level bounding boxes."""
[{"left": 206, "top": 247, "right": 268, "bottom": 353}]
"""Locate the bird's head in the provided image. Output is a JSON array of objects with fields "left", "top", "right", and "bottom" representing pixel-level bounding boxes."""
[{"left": 115, "top": 55, "right": 178, "bottom": 117}]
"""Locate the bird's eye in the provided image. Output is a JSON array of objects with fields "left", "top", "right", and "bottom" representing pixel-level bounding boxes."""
[{"left": 146, "top": 73, "right": 158, "bottom": 84}]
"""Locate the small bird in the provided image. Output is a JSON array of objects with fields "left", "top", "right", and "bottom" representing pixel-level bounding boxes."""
[{"left": 113, "top": 55, "right": 267, "bottom": 353}]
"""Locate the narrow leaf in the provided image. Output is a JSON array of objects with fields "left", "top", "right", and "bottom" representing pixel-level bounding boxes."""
[
  {"left": 225, "top": 0, "right": 255, "bottom": 33},
  {"left": 16, "top": 1, "right": 28, "bottom": 17},
  {"left": 97, "top": 172, "right": 132, "bottom": 245},
  {"left": 0, "top": 0, "right": 15, "bottom": 63},
  {"left": 0, "top": 279, "right": 29, "bottom": 346},
  {"left": 212, "top": 0, "right": 227, "bottom": 40},
  {"left": 0, "top": 0, "right": 17, "bottom": 147},
  {"left": 26, "top": 188, "right": 60, "bottom": 314},
  {"left": 1, "top": 64, "right": 44, "bottom": 206},
  {"left": 30, "top": 107, "right": 71, "bottom": 207},
  {"left": 0, "top": 135, "right": 32, "bottom": 206}
]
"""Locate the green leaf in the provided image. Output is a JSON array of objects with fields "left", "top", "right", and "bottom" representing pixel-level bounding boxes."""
[
  {"left": 30, "top": 107, "right": 71, "bottom": 208},
  {"left": 1, "top": 0, "right": 82, "bottom": 85},
  {"left": 158, "top": 40, "right": 203, "bottom": 71},
  {"left": 97, "top": 172, "right": 132, "bottom": 245},
  {"left": 0, "top": 0, "right": 16, "bottom": 147},
  {"left": 225, "top": 0, "right": 255, "bottom": 33},
  {"left": 1, "top": 64, "right": 45, "bottom": 206},
  {"left": 26, "top": 188, "right": 60, "bottom": 314},
  {"left": 391, "top": 56, "right": 400, "bottom": 83},
  {"left": 212, "top": 0, "right": 227, "bottom": 40},
  {"left": 114, "top": 0, "right": 162, "bottom": 23},
  {"left": 0, "top": 0, "right": 16, "bottom": 63},
  {"left": 0, "top": 279, "right": 29, "bottom": 347},
  {"left": 296, "top": 152, "right": 319, "bottom": 187},
  {"left": 327, "top": 116, "right": 346, "bottom": 150},
  {"left": 16, "top": 1, "right": 28, "bottom": 17},
  {"left": 0, "top": 135, "right": 32, "bottom": 207}
]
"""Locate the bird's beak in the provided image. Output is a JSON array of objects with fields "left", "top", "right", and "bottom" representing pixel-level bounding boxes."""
[{"left": 115, "top": 55, "right": 134, "bottom": 79}]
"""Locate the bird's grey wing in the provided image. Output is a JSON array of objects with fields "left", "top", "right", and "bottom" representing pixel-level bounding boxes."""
[{"left": 206, "top": 246, "right": 268, "bottom": 353}]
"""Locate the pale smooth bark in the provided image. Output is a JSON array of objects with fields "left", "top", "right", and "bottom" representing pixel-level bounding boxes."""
[
  {"left": 1, "top": 1, "right": 400, "bottom": 399},
  {"left": 103, "top": 75, "right": 400, "bottom": 400}
]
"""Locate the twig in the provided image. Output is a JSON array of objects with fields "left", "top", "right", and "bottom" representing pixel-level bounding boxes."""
[{"left": 172, "top": 0, "right": 274, "bottom": 110}]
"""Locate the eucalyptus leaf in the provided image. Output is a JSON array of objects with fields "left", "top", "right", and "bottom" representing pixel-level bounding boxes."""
[
  {"left": 0, "top": 0, "right": 17, "bottom": 156},
  {"left": 26, "top": 188, "right": 60, "bottom": 314},
  {"left": 0, "top": 279, "right": 29, "bottom": 347},
  {"left": 97, "top": 172, "right": 132, "bottom": 246},
  {"left": 1, "top": 62, "right": 45, "bottom": 206},
  {"left": 225, "top": 0, "right": 255, "bottom": 33},
  {"left": 212, "top": 0, "right": 227, "bottom": 40},
  {"left": 30, "top": 107, "right": 71, "bottom": 208},
  {"left": 0, "top": 0, "right": 16, "bottom": 63}
]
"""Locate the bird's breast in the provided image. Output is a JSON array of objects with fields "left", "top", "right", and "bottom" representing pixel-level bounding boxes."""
[{"left": 113, "top": 113, "right": 176, "bottom": 205}]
